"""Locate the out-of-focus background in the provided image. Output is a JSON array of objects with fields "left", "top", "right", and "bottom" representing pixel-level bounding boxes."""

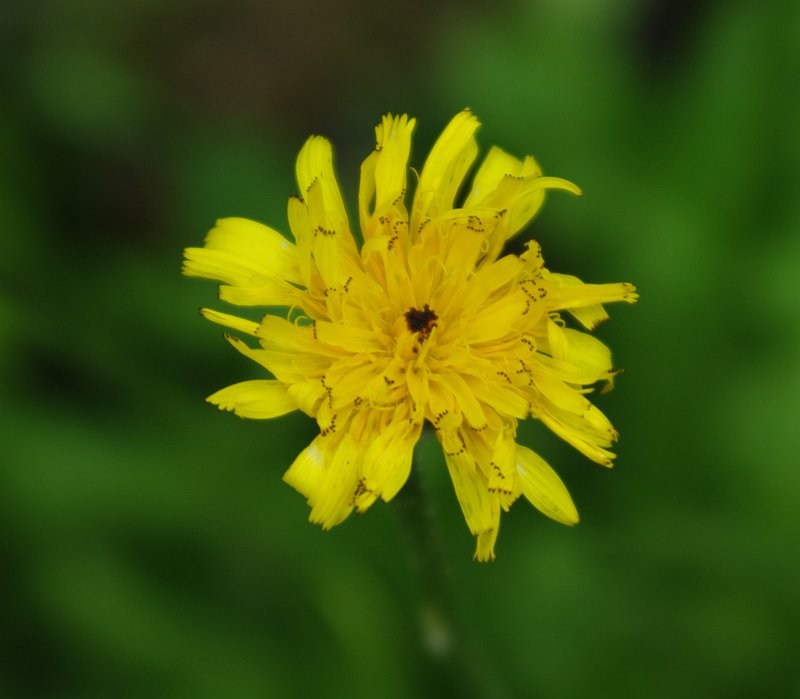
[{"left": 2, "top": 0, "right": 799, "bottom": 697}]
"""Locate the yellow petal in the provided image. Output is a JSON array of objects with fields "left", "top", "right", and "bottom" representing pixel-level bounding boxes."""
[
  {"left": 287, "top": 195, "right": 313, "bottom": 287},
  {"left": 434, "top": 370, "right": 486, "bottom": 429},
  {"left": 405, "top": 362, "right": 430, "bottom": 423},
  {"left": 307, "top": 434, "right": 360, "bottom": 529},
  {"left": 410, "top": 109, "right": 480, "bottom": 237},
  {"left": 471, "top": 255, "right": 525, "bottom": 296},
  {"left": 553, "top": 327, "right": 614, "bottom": 383},
  {"left": 465, "top": 147, "right": 539, "bottom": 206},
  {"left": 199, "top": 308, "right": 259, "bottom": 336},
  {"left": 465, "top": 375, "right": 529, "bottom": 419},
  {"left": 538, "top": 411, "right": 616, "bottom": 467},
  {"left": 258, "top": 315, "right": 319, "bottom": 353},
  {"left": 445, "top": 450, "right": 499, "bottom": 534},
  {"left": 487, "top": 429, "right": 516, "bottom": 496},
  {"left": 324, "top": 359, "right": 381, "bottom": 409},
  {"left": 286, "top": 379, "right": 325, "bottom": 416},
  {"left": 206, "top": 217, "right": 298, "bottom": 276},
  {"left": 217, "top": 280, "right": 299, "bottom": 307},
  {"left": 545, "top": 272, "right": 638, "bottom": 309},
  {"left": 295, "top": 140, "right": 360, "bottom": 292},
  {"left": 464, "top": 147, "right": 582, "bottom": 255},
  {"left": 182, "top": 217, "right": 299, "bottom": 286},
  {"left": 464, "top": 292, "right": 527, "bottom": 344},
  {"left": 516, "top": 445, "right": 579, "bottom": 525},
  {"left": 475, "top": 526, "right": 499, "bottom": 562},
  {"left": 283, "top": 437, "right": 326, "bottom": 499},
  {"left": 305, "top": 181, "right": 343, "bottom": 290},
  {"left": 358, "top": 416, "right": 420, "bottom": 509},
  {"left": 533, "top": 372, "right": 592, "bottom": 415},
  {"left": 359, "top": 150, "right": 378, "bottom": 238},
  {"left": 314, "top": 320, "right": 384, "bottom": 353},
  {"left": 437, "top": 214, "right": 491, "bottom": 273},
  {"left": 427, "top": 377, "right": 461, "bottom": 430},
  {"left": 444, "top": 445, "right": 501, "bottom": 560},
  {"left": 374, "top": 113, "right": 415, "bottom": 214},
  {"left": 230, "top": 332, "right": 329, "bottom": 383},
  {"left": 295, "top": 136, "right": 350, "bottom": 236},
  {"left": 207, "top": 380, "right": 297, "bottom": 419},
  {"left": 568, "top": 303, "right": 609, "bottom": 330}
]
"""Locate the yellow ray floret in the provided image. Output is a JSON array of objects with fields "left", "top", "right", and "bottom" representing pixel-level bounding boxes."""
[{"left": 183, "top": 110, "right": 637, "bottom": 560}]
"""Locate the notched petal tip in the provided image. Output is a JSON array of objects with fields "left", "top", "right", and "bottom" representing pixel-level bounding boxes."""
[
  {"left": 205, "top": 391, "right": 237, "bottom": 413},
  {"left": 623, "top": 283, "right": 639, "bottom": 303},
  {"left": 473, "top": 528, "right": 498, "bottom": 562},
  {"left": 473, "top": 551, "right": 497, "bottom": 563}
]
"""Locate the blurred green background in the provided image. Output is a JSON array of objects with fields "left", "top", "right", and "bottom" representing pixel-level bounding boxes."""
[{"left": 2, "top": 0, "right": 799, "bottom": 697}]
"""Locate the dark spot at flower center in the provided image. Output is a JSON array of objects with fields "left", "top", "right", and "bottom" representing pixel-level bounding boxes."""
[{"left": 405, "top": 304, "right": 438, "bottom": 340}]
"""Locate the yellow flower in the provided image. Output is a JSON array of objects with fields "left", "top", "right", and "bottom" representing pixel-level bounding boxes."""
[{"left": 183, "top": 110, "right": 637, "bottom": 561}]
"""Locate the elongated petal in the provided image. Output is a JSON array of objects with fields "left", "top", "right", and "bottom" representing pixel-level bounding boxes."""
[
  {"left": 218, "top": 281, "right": 298, "bottom": 307},
  {"left": 207, "top": 380, "right": 297, "bottom": 419},
  {"left": 359, "top": 151, "right": 378, "bottom": 238},
  {"left": 516, "top": 445, "right": 579, "bottom": 525},
  {"left": 486, "top": 429, "right": 517, "bottom": 496},
  {"left": 357, "top": 416, "right": 420, "bottom": 510},
  {"left": 307, "top": 434, "right": 361, "bottom": 529},
  {"left": 296, "top": 136, "right": 350, "bottom": 236},
  {"left": 464, "top": 148, "right": 582, "bottom": 258},
  {"left": 538, "top": 411, "right": 616, "bottom": 467},
  {"left": 444, "top": 450, "right": 498, "bottom": 534},
  {"left": 464, "top": 292, "right": 527, "bottom": 344},
  {"left": 287, "top": 195, "right": 313, "bottom": 287},
  {"left": 549, "top": 325, "right": 614, "bottom": 383},
  {"left": 199, "top": 308, "right": 259, "bottom": 336},
  {"left": 374, "top": 114, "right": 415, "bottom": 214},
  {"left": 295, "top": 137, "right": 361, "bottom": 293},
  {"left": 569, "top": 303, "right": 610, "bottom": 330},
  {"left": 465, "top": 375, "right": 529, "bottom": 419},
  {"left": 206, "top": 217, "right": 298, "bottom": 276},
  {"left": 223, "top": 333, "right": 326, "bottom": 384},
  {"left": 437, "top": 370, "right": 486, "bottom": 429},
  {"left": 410, "top": 109, "right": 480, "bottom": 237},
  {"left": 182, "top": 217, "right": 299, "bottom": 285},
  {"left": 443, "top": 443, "right": 501, "bottom": 560},
  {"left": 314, "top": 320, "right": 385, "bottom": 353},
  {"left": 465, "top": 147, "right": 539, "bottom": 205},
  {"left": 545, "top": 272, "right": 638, "bottom": 309},
  {"left": 258, "top": 315, "right": 319, "bottom": 353},
  {"left": 183, "top": 219, "right": 301, "bottom": 306}
]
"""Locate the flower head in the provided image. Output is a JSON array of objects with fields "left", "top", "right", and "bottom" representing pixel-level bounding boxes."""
[{"left": 183, "top": 110, "right": 637, "bottom": 560}]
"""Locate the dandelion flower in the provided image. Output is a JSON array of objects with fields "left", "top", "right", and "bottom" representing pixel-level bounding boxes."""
[{"left": 183, "top": 111, "right": 637, "bottom": 560}]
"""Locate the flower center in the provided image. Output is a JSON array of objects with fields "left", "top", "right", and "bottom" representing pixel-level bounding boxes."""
[{"left": 404, "top": 304, "right": 438, "bottom": 341}]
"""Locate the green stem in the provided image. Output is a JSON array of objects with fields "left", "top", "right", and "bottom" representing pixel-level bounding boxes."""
[{"left": 393, "top": 448, "right": 509, "bottom": 699}]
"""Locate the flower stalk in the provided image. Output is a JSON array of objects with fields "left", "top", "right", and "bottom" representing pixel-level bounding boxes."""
[{"left": 395, "top": 446, "right": 510, "bottom": 698}]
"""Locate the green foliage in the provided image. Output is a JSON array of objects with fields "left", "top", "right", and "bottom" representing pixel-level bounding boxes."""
[{"left": 2, "top": 0, "right": 798, "bottom": 696}]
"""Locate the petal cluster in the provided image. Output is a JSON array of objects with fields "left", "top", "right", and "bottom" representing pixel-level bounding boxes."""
[{"left": 183, "top": 110, "right": 637, "bottom": 560}]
